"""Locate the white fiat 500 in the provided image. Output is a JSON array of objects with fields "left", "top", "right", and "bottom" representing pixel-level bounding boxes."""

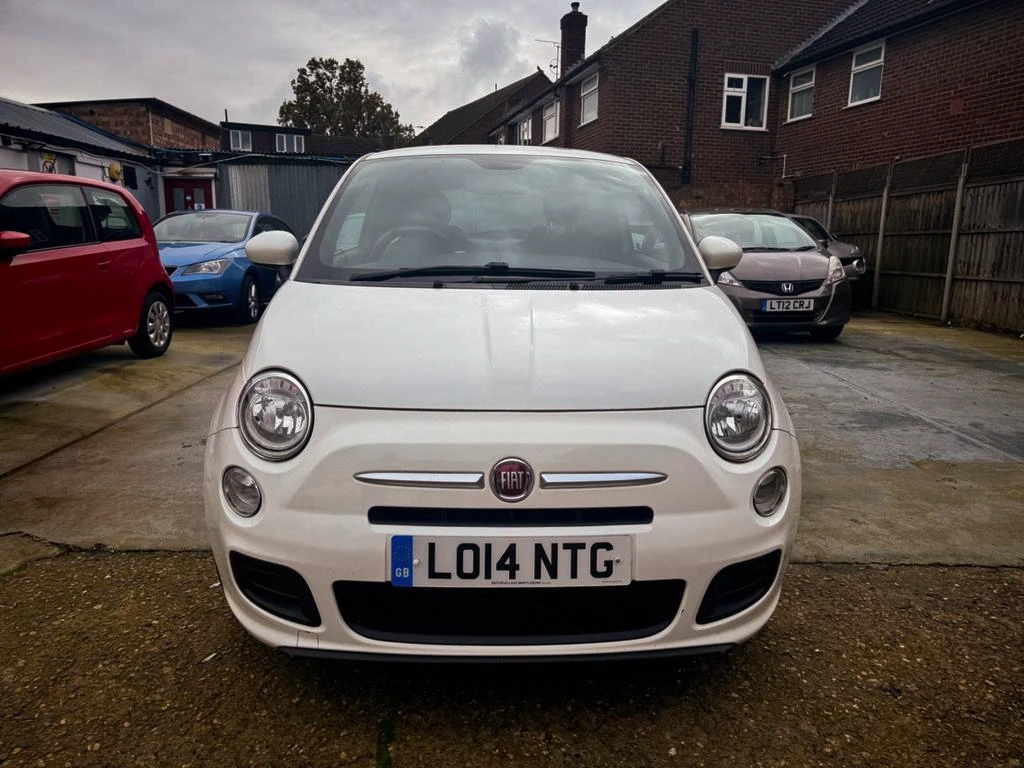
[{"left": 204, "top": 145, "right": 801, "bottom": 661}]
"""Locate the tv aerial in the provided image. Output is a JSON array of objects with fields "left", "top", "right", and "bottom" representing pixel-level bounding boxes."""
[{"left": 535, "top": 38, "right": 561, "bottom": 78}]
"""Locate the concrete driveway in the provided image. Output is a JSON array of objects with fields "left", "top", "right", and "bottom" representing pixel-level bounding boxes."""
[{"left": 1, "top": 313, "right": 1022, "bottom": 567}]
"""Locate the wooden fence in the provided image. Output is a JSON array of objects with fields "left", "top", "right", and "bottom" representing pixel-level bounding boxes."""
[{"left": 792, "top": 137, "right": 1024, "bottom": 332}]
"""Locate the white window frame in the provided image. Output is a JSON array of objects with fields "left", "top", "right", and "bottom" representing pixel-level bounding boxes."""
[
  {"left": 848, "top": 41, "right": 885, "bottom": 107},
  {"left": 580, "top": 74, "right": 599, "bottom": 126},
  {"left": 518, "top": 117, "right": 532, "bottom": 145},
  {"left": 275, "top": 133, "right": 305, "bottom": 153},
  {"left": 542, "top": 101, "right": 560, "bottom": 143},
  {"left": 787, "top": 66, "right": 815, "bottom": 122},
  {"left": 230, "top": 129, "right": 251, "bottom": 152},
  {"left": 721, "top": 73, "right": 770, "bottom": 130}
]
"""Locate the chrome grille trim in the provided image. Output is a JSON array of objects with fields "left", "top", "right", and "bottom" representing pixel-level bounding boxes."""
[
  {"left": 539, "top": 472, "right": 667, "bottom": 489},
  {"left": 354, "top": 472, "right": 484, "bottom": 489}
]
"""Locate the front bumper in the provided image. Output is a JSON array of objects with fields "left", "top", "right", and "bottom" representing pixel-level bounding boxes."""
[
  {"left": 167, "top": 265, "right": 244, "bottom": 311},
  {"left": 204, "top": 406, "right": 801, "bottom": 659},
  {"left": 721, "top": 280, "right": 851, "bottom": 331}
]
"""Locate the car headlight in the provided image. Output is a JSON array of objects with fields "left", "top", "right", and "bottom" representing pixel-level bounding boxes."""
[
  {"left": 824, "top": 255, "right": 845, "bottom": 285},
  {"left": 717, "top": 270, "right": 741, "bottom": 286},
  {"left": 238, "top": 371, "right": 313, "bottom": 461},
  {"left": 705, "top": 373, "right": 772, "bottom": 462},
  {"left": 183, "top": 258, "right": 230, "bottom": 276}
]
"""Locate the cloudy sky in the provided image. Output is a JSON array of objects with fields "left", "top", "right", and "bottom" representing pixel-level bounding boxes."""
[{"left": 0, "top": 0, "right": 663, "bottom": 131}]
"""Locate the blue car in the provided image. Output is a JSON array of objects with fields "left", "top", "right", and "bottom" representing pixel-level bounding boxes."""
[{"left": 153, "top": 210, "right": 295, "bottom": 323}]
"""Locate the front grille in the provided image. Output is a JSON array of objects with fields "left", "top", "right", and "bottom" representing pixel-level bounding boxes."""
[
  {"left": 165, "top": 266, "right": 177, "bottom": 276},
  {"left": 741, "top": 279, "right": 822, "bottom": 295},
  {"left": 697, "top": 550, "right": 781, "bottom": 625},
  {"left": 334, "top": 580, "right": 686, "bottom": 645},
  {"left": 230, "top": 552, "right": 321, "bottom": 627},
  {"left": 174, "top": 293, "right": 197, "bottom": 308},
  {"left": 749, "top": 310, "right": 818, "bottom": 324},
  {"left": 368, "top": 506, "right": 653, "bottom": 527}
]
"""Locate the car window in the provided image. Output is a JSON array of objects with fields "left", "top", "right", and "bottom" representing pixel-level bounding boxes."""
[
  {"left": 85, "top": 188, "right": 142, "bottom": 242},
  {"left": 255, "top": 217, "right": 283, "bottom": 234},
  {"left": 0, "top": 184, "right": 92, "bottom": 251},
  {"left": 795, "top": 216, "right": 830, "bottom": 241},
  {"left": 690, "top": 213, "right": 817, "bottom": 251},
  {"left": 154, "top": 212, "right": 252, "bottom": 243},
  {"left": 301, "top": 153, "right": 695, "bottom": 280}
]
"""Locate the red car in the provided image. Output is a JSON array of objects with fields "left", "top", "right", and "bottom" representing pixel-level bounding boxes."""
[{"left": 0, "top": 170, "right": 174, "bottom": 376}]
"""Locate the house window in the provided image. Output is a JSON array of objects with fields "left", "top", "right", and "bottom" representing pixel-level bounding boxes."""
[
  {"left": 275, "top": 134, "right": 305, "bottom": 153},
  {"left": 788, "top": 67, "right": 815, "bottom": 121},
  {"left": 230, "top": 129, "right": 252, "bottom": 151},
  {"left": 580, "top": 74, "right": 599, "bottom": 125},
  {"left": 518, "top": 117, "right": 532, "bottom": 145},
  {"left": 721, "top": 74, "right": 769, "bottom": 129},
  {"left": 543, "top": 101, "right": 560, "bottom": 143},
  {"left": 849, "top": 42, "right": 884, "bottom": 106}
]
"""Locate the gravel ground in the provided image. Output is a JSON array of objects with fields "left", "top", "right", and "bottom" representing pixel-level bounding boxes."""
[{"left": 1, "top": 553, "right": 1022, "bottom": 768}]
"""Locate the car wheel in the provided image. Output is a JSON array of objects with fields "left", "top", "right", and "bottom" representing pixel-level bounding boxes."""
[
  {"left": 237, "top": 273, "right": 261, "bottom": 324},
  {"left": 810, "top": 325, "right": 844, "bottom": 342},
  {"left": 128, "top": 291, "right": 173, "bottom": 358}
]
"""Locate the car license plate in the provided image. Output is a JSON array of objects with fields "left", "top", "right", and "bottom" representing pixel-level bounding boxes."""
[
  {"left": 388, "top": 535, "right": 631, "bottom": 588},
  {"left": 761, "top": 298, "right": 814, "bottom": 311}
]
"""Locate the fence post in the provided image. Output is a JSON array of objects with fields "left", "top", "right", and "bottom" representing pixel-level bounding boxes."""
[
  {"left": 825, "top": 170, "right": 837, "bottom": 230},
  {"left": 871, "top": 162, "right": 895, "bottom": 309},
  {"left": 940, "top": 150, "right": 970, "bottom": 323}
]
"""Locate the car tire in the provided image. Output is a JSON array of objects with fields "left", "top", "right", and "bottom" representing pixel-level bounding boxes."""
[
  {"left": 810, "top": 325, "right": 844, "bottom": 342},
  {"left": 237, "top": 273, "right": 261, "bottom": 325},
  {"left": 128, "top": 290, "right": 173, "bottom": 358}
]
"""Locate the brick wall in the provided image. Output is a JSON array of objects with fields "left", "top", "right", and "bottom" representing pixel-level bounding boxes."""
[
  {"left": 501, "top": 0, "right": 850, "bottom": 206},
  {"left": 592, "top": 0, "right": 852, "bottom": 207},
  {"left": 776, "top": 0, "right": 1024, "bottom": 178},
  {"left": 54, "top": 102, "right": 220, "bottom": 150}
]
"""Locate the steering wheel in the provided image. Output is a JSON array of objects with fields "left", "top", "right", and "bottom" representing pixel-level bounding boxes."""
[{"left": 369, "top": 225, "right": 458, "bottom": 263}]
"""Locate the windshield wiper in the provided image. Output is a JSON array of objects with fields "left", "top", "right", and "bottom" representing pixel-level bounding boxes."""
[
  {"left": 349, "top": 262, "right": 596, "bottom": 282},
  {"left": 601, "top": 269, "right": 706, "bottom": 285}
]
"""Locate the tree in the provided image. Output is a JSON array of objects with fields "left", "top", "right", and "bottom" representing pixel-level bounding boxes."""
[{"left": 278, "top": 57, "right": 415, "bottom": 142}]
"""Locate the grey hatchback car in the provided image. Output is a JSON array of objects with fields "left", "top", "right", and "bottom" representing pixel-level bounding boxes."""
[{"left": 681, "top": 210, "right": 851, "bottom": 341}]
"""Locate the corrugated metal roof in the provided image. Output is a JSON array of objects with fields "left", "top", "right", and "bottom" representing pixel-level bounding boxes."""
[{"left": 0, "top": 96, "right": 151, "bottom": 158}]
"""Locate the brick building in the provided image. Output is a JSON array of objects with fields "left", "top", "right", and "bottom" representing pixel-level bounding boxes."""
[
  {"left": 774, "top": 0, "right": 1024, "bottom": 179},
  {"left": 488, "top": 0, "right": 851, "bottom": 207},
  {"left": 472, "top": 0, "right": 1023, "bottom": 210},
  {"left": 413, "top": 70, "right": 550, "bottom": 145},
  {"left": 36, "top": 98, "right": 221, "bottom": 150}
]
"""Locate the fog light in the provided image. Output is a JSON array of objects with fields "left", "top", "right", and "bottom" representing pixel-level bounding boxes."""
[
  {"left": 752, "top": 468, "right": 787, "bottom": 517},
  {"left": 854, "top": 258, "right": 866, "bottom": 275},
  {"left": 223, "top": 467, "right": 262, "bottom": 517}
]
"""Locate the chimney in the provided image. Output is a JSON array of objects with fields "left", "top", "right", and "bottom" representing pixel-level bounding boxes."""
[{"left": 560, "top": 2, "right": 588, "bottom": 77}]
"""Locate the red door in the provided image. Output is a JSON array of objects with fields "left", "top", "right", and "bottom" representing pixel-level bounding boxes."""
[{"left": 164, "top": 178, "right": 213, "bottom": 212}]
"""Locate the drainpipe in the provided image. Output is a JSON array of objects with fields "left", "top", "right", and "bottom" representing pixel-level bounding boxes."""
[{"left": 682, "top": 29, "right": 699, "bottom": 186}]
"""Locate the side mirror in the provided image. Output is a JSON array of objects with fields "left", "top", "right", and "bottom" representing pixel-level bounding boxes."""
[
  {"left": 246, "top": 230, "right": 299, "bottom": 267},
  {"left": 0, "top": 230, "right": 33, "bottom": 258},
  {"left": 697, "top": 235, "right": 742, "bottom": 274}
]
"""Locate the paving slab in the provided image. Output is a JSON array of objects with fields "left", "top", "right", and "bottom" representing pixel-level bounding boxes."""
[{"left": 760, "top": 314, "right": 1024, "bottom": 566}]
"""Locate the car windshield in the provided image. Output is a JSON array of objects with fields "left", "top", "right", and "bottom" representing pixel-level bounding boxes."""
[
  {"left": 691, "top": 213, "right": 818, "bottom": 252},
  {"left": 154, "top": 212, "right": 253, "bottom": 243},
  {"left": 297, "top": 152, "right": 700, "bottom": 283}
]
